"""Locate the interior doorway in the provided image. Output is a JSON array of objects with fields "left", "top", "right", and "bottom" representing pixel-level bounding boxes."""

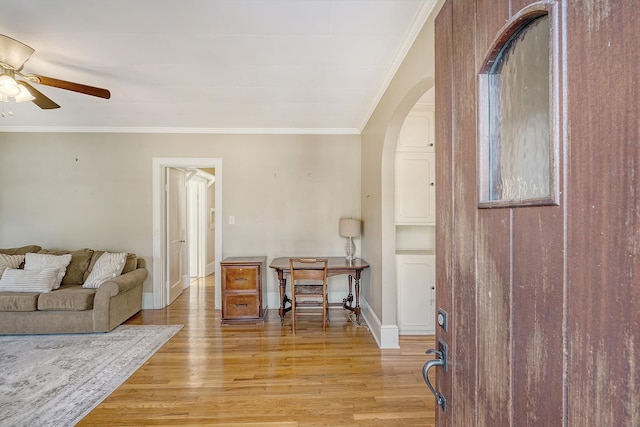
[
  {"left": 187, "top": 169, "right": 216, "bottom": 279},
  {"left": 151, "top": 157, "right": 223, "bottom": 310},
  {"left": 377, "top": 76, "right": 434, "bottom": 348}
]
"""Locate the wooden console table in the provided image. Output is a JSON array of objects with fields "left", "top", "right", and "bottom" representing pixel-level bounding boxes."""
[{"left": 269, "top": 257, "right": 369, "bottom": 325}]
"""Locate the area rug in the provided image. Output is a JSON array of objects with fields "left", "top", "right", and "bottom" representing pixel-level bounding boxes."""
[{"left": 0, "top": 324, "right": 182, "bottom": 427}]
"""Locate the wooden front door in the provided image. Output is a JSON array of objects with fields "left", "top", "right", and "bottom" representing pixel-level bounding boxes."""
[{"left": 430, "top": 1, "right": 640, "bottom": 426}]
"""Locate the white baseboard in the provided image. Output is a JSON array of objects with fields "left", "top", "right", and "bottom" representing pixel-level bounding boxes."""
[
  {"left": 380, "top": 324, "right": 400, "bottom": 348},
  {"left": 142, "top": 292, "right": 155, "bottom": 309},
  {"left": 205, "top": 261, "right": 216, "bottom": 276},
  {"left": 399, "top": 329, "right": 435, "bottom": 335},
  {"left": 354, "top": 299, "right": 399, "bottom": 349}
]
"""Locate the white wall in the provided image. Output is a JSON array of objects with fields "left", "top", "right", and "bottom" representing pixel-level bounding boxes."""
[
  {"left": 0, "top": 132, "right": 361, "bottom": 308},
  {"left": 360, "top": 0, "right": 443, "bottom": 347}
]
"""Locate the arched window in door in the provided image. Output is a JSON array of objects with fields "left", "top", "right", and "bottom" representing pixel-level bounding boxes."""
[{"left": 478, "top": 2, "right": 559, "bottom": 207}]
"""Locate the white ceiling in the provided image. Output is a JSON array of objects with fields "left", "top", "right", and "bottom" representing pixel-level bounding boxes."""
[{"left": 0, "top": 0, "right": 437, "bottom": 134}]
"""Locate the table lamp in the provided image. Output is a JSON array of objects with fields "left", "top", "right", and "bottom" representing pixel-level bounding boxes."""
[{"left": 339, "top": 218, "right": 361, "bottom": 261}]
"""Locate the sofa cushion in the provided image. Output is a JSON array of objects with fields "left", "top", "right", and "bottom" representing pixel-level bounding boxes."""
[
  {"left": 0, "top": 292, "right": 40, "bottom": 311},
  {"left": 38, "top": 248, "right": 94, "bottom": 286},
  {"left": 0, "top": 254, "right": 25, "bottom": 277},
  {"left": 83, "top": 252, "right": 127, "bottom": 289},
  {"left": 0, "top": 267, "right": 59, "bottom": 293},
  {"left": 84, "top": 251, "right": 137, "bottom": 282},
  {"left": 37, "top": 285, "right": 95, "bottom": 311},
  {"left": 0, "top": 245, "right": 42, "bottom": 256},
  {"left": 25, "top": 253, "right": 72, "bottom": 289}
]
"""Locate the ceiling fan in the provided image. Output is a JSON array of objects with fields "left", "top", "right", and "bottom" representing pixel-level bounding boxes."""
[{"left": 0, "top": 34, "right": 110, "bottom": 110}]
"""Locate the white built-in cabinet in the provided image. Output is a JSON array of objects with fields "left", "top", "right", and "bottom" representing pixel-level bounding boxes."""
[
  {"left": 395, "top": 103, "right": 437, "bottom": 336},
  {"left": 396, "top": 152, "right": 436, "bottom": 225},
  {"left": 396, "top": 254, "right": 436, "bottom": 334},
  {"left": 397, "top": 108, "right": 434, "bottom": 152},
  {"left": 395, "top": 108, "right": 436, "bottom": 225}
]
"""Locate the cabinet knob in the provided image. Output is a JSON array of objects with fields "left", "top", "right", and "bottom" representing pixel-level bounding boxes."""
[{"left": 430, "top": 182, "right": 435, "bottom": 186}]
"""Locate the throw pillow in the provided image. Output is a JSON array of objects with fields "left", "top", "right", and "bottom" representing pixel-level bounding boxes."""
[
  {"left": 24, "top": 253, "right": 72, "bottom": 289},
  {"left": 0, "top": 267, "right": 59, "bottom": 293},
  {"left": 83, "top": 252, "right": 127, "bottom": 289},
  {"left": 38, "top": 248, "right": 94, "bottom": 286},
  {"left": 0, "top": 254, "right": 25, "bottom": 277}
]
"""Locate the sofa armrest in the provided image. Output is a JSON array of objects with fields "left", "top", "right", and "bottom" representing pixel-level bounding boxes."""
[
  {"left": 92, "top": 267, "right": 148, "bottom": 330},
  {"left": 103, "top": 268, "right": 148, "bottom": 295}
]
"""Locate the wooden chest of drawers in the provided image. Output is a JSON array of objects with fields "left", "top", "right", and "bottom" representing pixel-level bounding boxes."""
[{"left": 220, "top": 256, "right": 267, "bottom": 323}]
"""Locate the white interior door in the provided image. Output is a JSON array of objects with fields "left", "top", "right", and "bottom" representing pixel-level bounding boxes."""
[
  {"left": 188, "top": 177, "right": 207, "bottom": 278},
  {"left": 167, "top": 167, "right": 188, "bottom": 305},
  {"left": 188, "top": 180, "right": 199, "bottom": 277}
]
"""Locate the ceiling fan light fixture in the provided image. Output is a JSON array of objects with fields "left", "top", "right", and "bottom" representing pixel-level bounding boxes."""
[
  {"left": 14, "top": 83, "right": 34, "bottom": 103},
  {"left": 0, "top": 35, "right": 110, "bottom": 110},
  {"left": 0, "top": 74, "right": 20, "bottom": 97}
]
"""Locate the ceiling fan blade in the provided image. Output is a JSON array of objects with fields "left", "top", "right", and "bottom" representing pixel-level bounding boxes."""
[
  {"left": 17, "top": 80, "right": 60, "bottom": 109},
  {"left": 0, "top": 34, "right": 35, "bottom": 70},
  {"left": 32, "top": 74, "right": 111, "bottom": 99}
]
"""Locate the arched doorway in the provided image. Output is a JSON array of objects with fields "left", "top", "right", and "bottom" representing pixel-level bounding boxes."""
[{"left": 378, "top": 77, "right": 434, "bottom": 348}]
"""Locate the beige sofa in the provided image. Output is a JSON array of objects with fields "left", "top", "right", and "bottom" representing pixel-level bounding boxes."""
[{"left": 0, "top": 245, "right": 147, "bottom": 335}]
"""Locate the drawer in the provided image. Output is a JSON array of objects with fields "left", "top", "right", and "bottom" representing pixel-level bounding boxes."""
[
  {"left": 223, "top": 294, "right": 259, "bottom": 318},
  {"left": 223, "top": 267, "right": 258, "bottom": 291}
]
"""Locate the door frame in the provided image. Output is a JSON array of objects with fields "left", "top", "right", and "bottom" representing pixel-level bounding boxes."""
[{"left": 151, "top": 157, "right": 223, "bottom": 309}]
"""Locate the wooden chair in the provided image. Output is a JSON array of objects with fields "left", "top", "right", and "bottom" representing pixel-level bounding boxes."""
[{"left": 288, "top": 258, "right": 329, "bottom": 335}]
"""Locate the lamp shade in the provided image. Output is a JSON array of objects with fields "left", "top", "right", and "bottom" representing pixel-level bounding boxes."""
[{"left": 339, "top": 218, "right": 361, "bottom": 238}]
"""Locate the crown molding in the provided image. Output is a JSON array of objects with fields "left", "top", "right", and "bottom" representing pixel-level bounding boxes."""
[
  {"left": 357, "top": 0, "right": 439, "bottom": 132},
  {"left": 0, "top": 126, "right": 361, "bottom": 135}
]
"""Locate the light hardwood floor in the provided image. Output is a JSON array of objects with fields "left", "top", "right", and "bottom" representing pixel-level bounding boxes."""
[{"left": 78, "top": 276, "right": 436, "bottom": 426}]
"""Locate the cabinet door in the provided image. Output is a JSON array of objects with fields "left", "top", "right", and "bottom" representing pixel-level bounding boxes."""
[
  {"left": 396, "top": 152, "right": 436, "bottom": 224},
  {"left": 396, "top": 254, "right": 436, "bottom": 334},
  {"left": 397, "top": 109, "right": 435, "bottom": 152}
]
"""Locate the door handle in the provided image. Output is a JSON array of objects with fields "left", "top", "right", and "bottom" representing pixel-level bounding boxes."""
[{"left": 423, "top": 339, "right": 448, "bottom": 411}]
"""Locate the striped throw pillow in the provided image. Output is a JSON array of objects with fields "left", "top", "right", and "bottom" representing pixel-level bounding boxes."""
[
  {"left": 0, "top": 267, "right": 60, "bottom": 293},
  {"left": 0, "top": 254, "right": 24, "bottom": 277},
  {"left": 83, "top": 252, "right": 127, "bottom": 289},
  {"left": 25, "top": 253, "right": 72, "bottom": 290}
]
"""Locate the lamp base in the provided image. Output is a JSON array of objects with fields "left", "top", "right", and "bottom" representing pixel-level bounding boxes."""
[{"left": 345, "top": 237, "right": 356, "bottom": 261}]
